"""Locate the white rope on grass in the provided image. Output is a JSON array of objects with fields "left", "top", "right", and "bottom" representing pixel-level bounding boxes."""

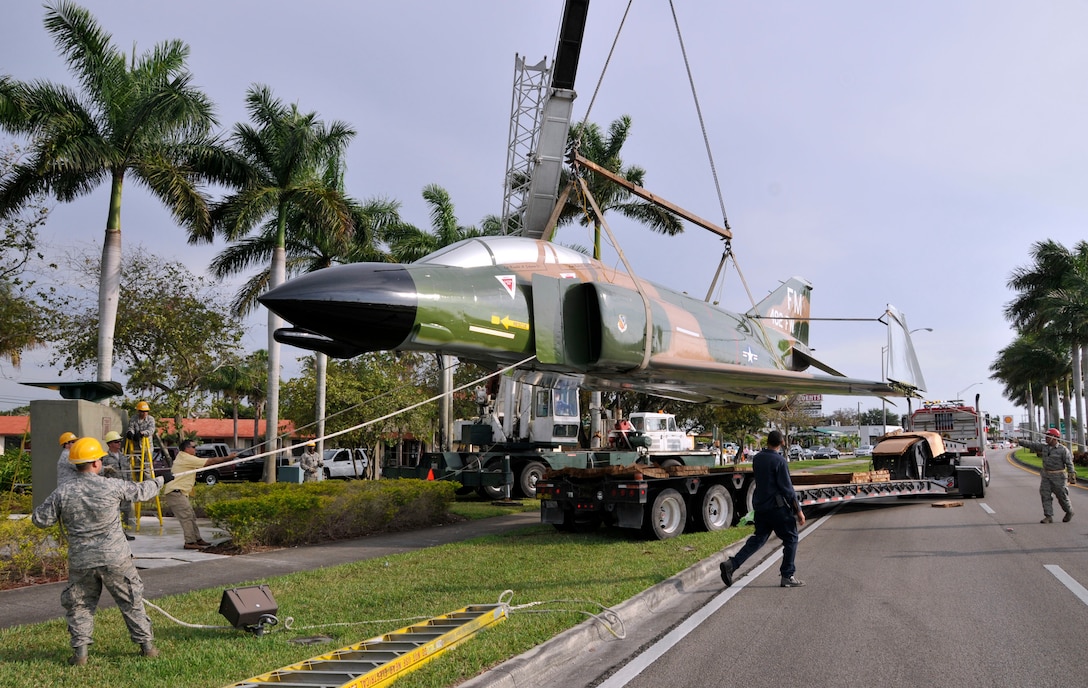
[{"left": 497, "top": 589, "right": 626, "bottom": 640}]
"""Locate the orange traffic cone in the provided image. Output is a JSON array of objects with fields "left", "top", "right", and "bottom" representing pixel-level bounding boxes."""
[{"left": 426, "top": 468, "right": 435, "bottom": 481}]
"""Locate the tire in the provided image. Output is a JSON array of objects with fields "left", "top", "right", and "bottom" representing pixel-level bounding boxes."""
[
  {"left": 656, "top": 458, "right": 682, "bottom": 469},
  {"left": 644, "top": 488, "right": 687, "bottom": 540},
  {"left": 696, "top": 484, "right": 733, "bottom": 532},
  {"left": 984, "top": 460, "right": 991, "bottom": 486},
  {"left": 518, "top": 461, "right": 546, "bottom": 498},
  {"left": 478, "top": 484, "right": 505, "bottom": 500},
  {"left": 323, "top": 468, "right": 332, "bottom": 480},
  {"left": 202, "top": 471, "right": 218, "bottom": 486}
]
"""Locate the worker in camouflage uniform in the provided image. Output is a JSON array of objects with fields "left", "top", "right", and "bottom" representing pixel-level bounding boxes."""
[
  {"left": 101, "top": 430, "right": 136, "bottom": 539},
  {"left": 32, "top": 437, "right": 165, "bottom": 666},
  {"left": 1037, "top": 427, "right": 1076, "bottom": 524},
  {"left": 126, "top": 400, "right": 157, "bottom": 445},
  {"left": 56, "top": 431, "right": 79, "bottom": 487},
  {"left": 300, "top": 442, "right": 324, "bottom": 482}
]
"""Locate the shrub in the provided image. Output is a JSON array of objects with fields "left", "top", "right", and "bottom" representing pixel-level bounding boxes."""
[
  {"left": 200, "top": 479, "right": 457, "bottom": 551},
  {"left": 0, "top": 490, "right": 32, "bottom": 515},
  {"left": 0, "top": 448, "right": 31, "bottom": 492},
  {"left": 0, "top": 516, "right": 67, "bottom": 588}
]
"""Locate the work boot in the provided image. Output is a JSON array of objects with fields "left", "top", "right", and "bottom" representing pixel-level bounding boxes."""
[
  {"left": 780, "top": 575, "right": 805, "bottom": 588},
  {"left": 68, "top": 646, "right": 88, "bottom": 666},
  {"left": 1064, "top": 511, "right": 1074, "bottom": 523},
  {"left": 1041, "top": 516, "right": 1053, "bottom": 524},
  {"left": 140, "top": 643, "right": 159, "bottom": 658},
  {"left": 719, "top": 558, "right": 735, "bottom": 587}
]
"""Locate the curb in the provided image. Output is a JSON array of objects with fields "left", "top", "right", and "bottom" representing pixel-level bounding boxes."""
[{"left": 459, "top": 542, "right": 740, "bottom": 688}]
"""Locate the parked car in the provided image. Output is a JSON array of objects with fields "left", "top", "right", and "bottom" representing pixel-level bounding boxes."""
[
  {"left": 787, "top": 445, "right": 813, "bottom": 461},
  {"left": 195, "top": 444, "right": 264, "bottom": 485},
  {"left": 811, "top": 445, "right": 840, "bottom": 459},
  {"left": 322, "top": 448, "right": 370, "bottom": 479},
  {"left": 855, "top": 444, "right": 874, "bottom": 457}
]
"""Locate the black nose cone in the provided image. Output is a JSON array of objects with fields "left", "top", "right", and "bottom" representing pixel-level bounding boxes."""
[{"left": 259, "top": 263, "right": 417, "bottom": 353}]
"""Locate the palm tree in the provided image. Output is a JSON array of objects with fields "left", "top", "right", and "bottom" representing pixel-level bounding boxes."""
[
  {"left": 206, "top": 86, "right": 356, "bottom": 480},
  {"left": 212, "top": 188, "right": 401, "bottom": 457},
  {"left": 0, "top": 2, "right": 229, "bottom": 381},
  {"left": 554, "top": 116, "right": 683, "bottom": 442},
  {"left": 991, "top": 332, "right": 1068, "bottom": 435},
  {"left": 1005, "top": 239, "right": 1088, "bottom": 444},
  {"left": 384, "top": 184, "right": 505, "bottom": 450},
  {"left": 556, "top": 116, "right": 684, "bottom": 257}
]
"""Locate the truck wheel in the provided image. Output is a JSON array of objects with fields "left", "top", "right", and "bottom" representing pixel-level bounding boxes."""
[
  {"left": 202, "top": 472, "right": 218, "bottom": 486},
  {"left": 697, "top": 485, "right": 733, "bottom": 532},
  {"left": 644, "top": 488, "right": 687, "bottom": 540},
  {"left": 478, "top": 484, "right": 505, "bottom": 500},
  {"left": 737, "top": 480, "right": 756, "bottom": 521},
  {"left": 518, "top": 461, "right": 546, "bottom": 498},
  {"left": 656, "top": 458, "right": 681, "bottom": 470},
  {"left": 984, "top": 460, "right": 991, "bottom": 486}
]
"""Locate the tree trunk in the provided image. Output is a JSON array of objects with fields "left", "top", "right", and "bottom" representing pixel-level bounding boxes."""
[
  {"left": 264, "top": 246, "right": 286, "bottom": 482},
  {"left": 316, "top": 351, "right": 327, "bottom": 455},
  {"left": 97, "top": 228, "right": 122, "bottom": 382},
  {"left": 1076, "top": 346, "right": 1085, "bottom": 449}
]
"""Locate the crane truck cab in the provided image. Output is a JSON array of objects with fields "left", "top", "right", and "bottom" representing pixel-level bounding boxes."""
[{"left": 626, "top": 412, "right": 691, "bottom": 452}]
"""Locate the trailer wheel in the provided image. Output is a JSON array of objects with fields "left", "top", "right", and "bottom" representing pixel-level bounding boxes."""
[
  {"left": 697, "top": 485, "right": 733, "bottom": 532},
  {"left": 519, "top": 461, "right": 546, "bottom": 498},
  {"left": 644, "top": 488, "right": 687, "bottom": 540},
  {"left": 656, "top": 458, "right": 682, "bottom": 469}
]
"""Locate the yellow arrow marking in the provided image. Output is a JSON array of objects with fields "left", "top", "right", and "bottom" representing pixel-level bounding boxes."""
[{"left": 491, "top": 314, "right": 530, "bottom": 331}]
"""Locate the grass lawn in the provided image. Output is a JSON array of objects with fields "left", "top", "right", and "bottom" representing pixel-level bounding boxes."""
[
  {"left": 0, "top": 514, "right": 749, "bottom": 688},
  {"left": 1013, "top": 448, "right": 1085, "bottom": 480}
]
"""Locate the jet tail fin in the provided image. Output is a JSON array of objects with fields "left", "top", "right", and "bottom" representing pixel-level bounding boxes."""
[
  {"left": 884, "top": 305, "right": 927, "bottom": 394},
  {"left": 745, "top": 277, "right": 812, "bottom": 347}
]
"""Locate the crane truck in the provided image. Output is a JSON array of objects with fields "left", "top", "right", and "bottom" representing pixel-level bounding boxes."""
[{"left": 382, "top": 374, "right": 715, "bottom": 499}]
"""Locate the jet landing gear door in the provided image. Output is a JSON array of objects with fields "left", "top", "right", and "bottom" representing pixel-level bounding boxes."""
[{"left": 532, "top": 274, "right": 590, "bottom": 369}]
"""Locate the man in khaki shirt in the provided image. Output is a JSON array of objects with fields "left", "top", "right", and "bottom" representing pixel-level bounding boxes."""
[{"left": 160, "top": 439, "right": 233, "bottom": 549}]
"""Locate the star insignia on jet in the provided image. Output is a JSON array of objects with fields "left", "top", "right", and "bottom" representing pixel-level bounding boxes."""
[{"left": 742, "top": 346, "right": 758, "bottom": 363}]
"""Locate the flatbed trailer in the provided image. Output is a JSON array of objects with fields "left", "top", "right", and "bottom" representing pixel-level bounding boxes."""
[
  {"left": 536, "top": 465, "right": 957, "bottom": 540},
  {"left": 383, "top": 444, "right": 717, "bottom": 500}
]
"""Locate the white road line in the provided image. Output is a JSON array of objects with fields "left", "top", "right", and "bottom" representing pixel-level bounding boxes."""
[
  {"left": 597, "top": 510, "right": 835, "bottom": 688},
  {"left": 979, "top": 503, "right": 995, "bottom": 514},
  {"left": 1045, "top": 565, "right": 1088, "bottom": 606}
]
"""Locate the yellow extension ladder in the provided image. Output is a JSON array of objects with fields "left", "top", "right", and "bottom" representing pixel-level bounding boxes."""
[
  {"left": 226, "top": 603, "right": 506, "bottom": 688},
  {"left": 126, "top": 435, "right": 163, "bottom": 529}
]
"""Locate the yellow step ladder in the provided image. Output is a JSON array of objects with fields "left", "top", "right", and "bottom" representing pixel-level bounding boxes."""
[{"left": 226, "top": 603, "right": 506, "bottom": 688}]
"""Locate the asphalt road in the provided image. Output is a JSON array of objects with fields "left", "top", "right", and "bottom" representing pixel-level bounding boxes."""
[{"left": 539, "top": 449, "right": 1088, "bottom": 688}]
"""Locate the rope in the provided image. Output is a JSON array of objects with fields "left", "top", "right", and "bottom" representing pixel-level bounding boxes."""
[
  {"left": 146, "top": 590, "right": 624, "bottom": 640},
  {"left": 169, "top": 355, "right": 538, "bottom": 478},
  {"left": 668, "top": 0, "right": 730, "bottom": 233}
]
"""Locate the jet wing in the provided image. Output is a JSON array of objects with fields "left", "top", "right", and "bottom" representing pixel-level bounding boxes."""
[{"left": 580, "top": 355, "right": 905, "bottom": 406}]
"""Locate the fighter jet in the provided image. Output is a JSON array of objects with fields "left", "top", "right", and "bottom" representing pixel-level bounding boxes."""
[{"left": 258, "top": 235, "right": 925, "bottom": 407}]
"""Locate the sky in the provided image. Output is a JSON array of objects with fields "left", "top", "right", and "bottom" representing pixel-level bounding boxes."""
[{"left": 2, "top": 0, "right": 1087, "bottom": 426}]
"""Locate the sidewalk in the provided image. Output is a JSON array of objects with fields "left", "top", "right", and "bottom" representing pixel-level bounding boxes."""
[{"left": 0, "top": 510, "right": 540, "bottom": 629}]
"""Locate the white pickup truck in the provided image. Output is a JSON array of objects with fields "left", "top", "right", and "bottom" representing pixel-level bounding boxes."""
[{"left": 322, "top": 448, "right": 370, "bottom": 479}]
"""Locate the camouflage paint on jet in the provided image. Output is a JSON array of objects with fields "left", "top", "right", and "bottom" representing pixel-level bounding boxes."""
[{"left": 261, "top": 236, "right": 923, "bottom": 407}]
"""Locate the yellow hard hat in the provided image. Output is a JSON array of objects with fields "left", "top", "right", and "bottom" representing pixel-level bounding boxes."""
[
  {"left": 136, "top": 401, "right": 151, "bottom": 412},
  {"left": 306, "top": 441, "right": 316, "bottom": 447},
  {"left": 69, "top": 437, "right": 107, "bottom": 464},
  {"left": 58, "top": 431, "right": 78, "bottom": 446},
  {"left": 104, "top": 430, "right": 123, "bottom": 443}
]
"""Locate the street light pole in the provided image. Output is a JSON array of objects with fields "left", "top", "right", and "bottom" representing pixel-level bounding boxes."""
[{"left": 956, "top": 382, "right": 982, "bottom": 401}]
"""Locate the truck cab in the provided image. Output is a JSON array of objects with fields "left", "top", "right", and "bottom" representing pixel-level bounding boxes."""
[{"left": 626, "top": 412, "right": 690, "bottom": 452}]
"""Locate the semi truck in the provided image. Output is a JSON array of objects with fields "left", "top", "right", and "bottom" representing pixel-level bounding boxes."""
[
  {"left": 910, "top": 398, "right": 987, "bottom": 456},
  {"left": 536, "top": 430, "right": 988, "bottom": 540}
]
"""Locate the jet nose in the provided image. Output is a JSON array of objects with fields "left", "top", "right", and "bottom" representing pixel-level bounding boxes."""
[{"left": 259, "top": 263, "right": 418, "bottom": 353}]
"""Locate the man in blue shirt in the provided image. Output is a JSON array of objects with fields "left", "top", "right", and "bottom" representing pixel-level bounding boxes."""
[{"left": 720, "top": 430, "right": 807, "bottom": 588}]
